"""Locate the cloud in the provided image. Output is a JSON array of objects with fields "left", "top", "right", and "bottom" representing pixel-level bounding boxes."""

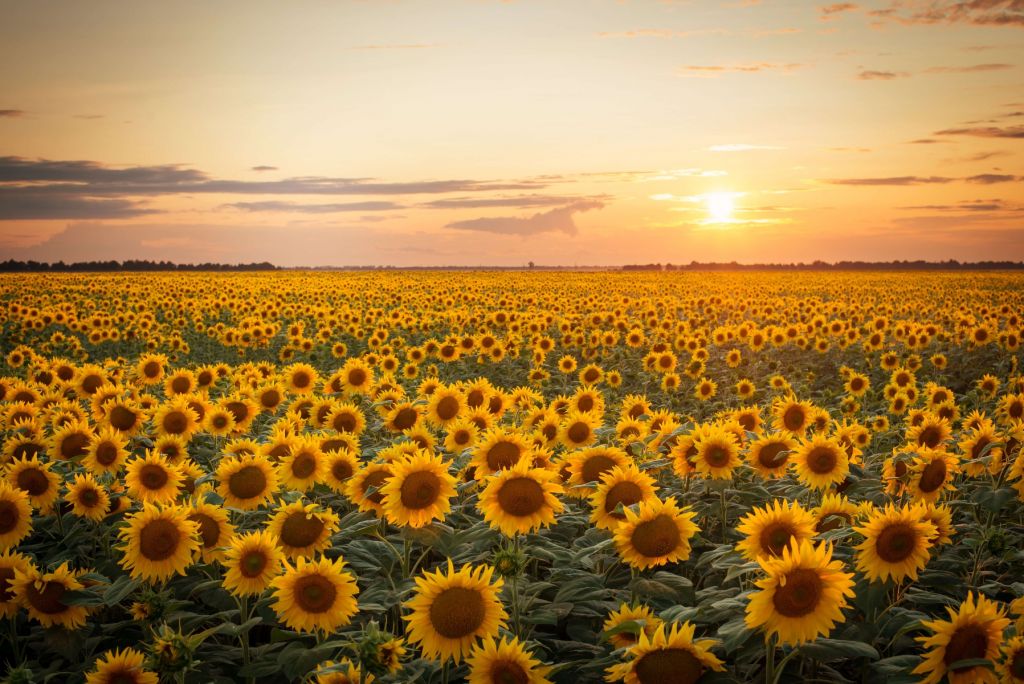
[
  {"left": 823, "top": 174, "right": 1022, "bottom": 185},
  {"left": 223, "top": 200, "right": 403, "bottom": 213},
  {"left": 677, "top": 62, "right": 803, "bottom": 77},
  {"left": 444, "top": 201, "right": 605, "bottom": 236},
  {"left": 955, "top": 150, "right": 1011, "bottom": 161},
  {"left": 906, "top": 138, "right": 952, "bottom": 144},
  {"left": 0, "top": 110, "right": 26, "bottom": 118},
  {"left": 421, "top": 194, "right": 608, "bottom": 209},
  {"left": 73, "top": 114, "right": 104, "bottom": 120},
  {"left": 867, "top": 1, "right": 1024, "bottom": 27},
  {"left": 820, "top": 3, "right": 860, "bottom": 19},
  {"left": 924, "top": 63, "right": 1015, "bottom": 73},
  {"left": 708, "top": 144, "right": 785, "bottom": 152},
  {"left": 251, "top": 165, "right": 278, "bottom": 172},
  {"left": 0, "top": 195, "right": 158, "bottom": 220},
  {"left": 901, "top": 200, "right": 1012, "bottom": 211},
  {"left": 857, "top": 69, "right": 910, "bottom": 79},
  {"left": 934, "top": 125, "right": 1024, "bottom": 138}
]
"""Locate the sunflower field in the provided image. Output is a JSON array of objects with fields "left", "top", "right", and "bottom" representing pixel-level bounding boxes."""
[{"left": 1, "top": 270, "right": 1024, "bottom": 684}]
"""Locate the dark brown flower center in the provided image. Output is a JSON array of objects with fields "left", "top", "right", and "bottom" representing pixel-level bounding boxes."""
[
  {"left": 566, "top": 422, "right": 591, "bottom": 444},
  {"left": 400, "top": 470, "right": 442, "bottom": 510},
  {"left": 942, "top": 624, "right": 988, "bottom": 670},
  {"left": 759, "top": 522, "right": 796, "bottom": 557},
  {"left": 139, "top": 464, "right": 169, "bottom": 491},
  {"left": 917, "top": 426, "right": 942, "bottom": 449},
  {"left": 291, "top": 452, "right": 318, "bottom": 480},
  {"left": 392, "top": 407, "right": 418, "bottom": 431},
  {"left": 26, "top": 578, "right": 70, "bottom": 614},
  {"left": 333, "top": 412, "right": 357, "bottom": 433},
  {"left": 634, "top": 648, "right": 704, "bottom": 684},
  {"left": 188, "top": 512, "right": 220, "bottom": 548},
  {"left": 293, "top": 573, "right": 337, "bottom": 613},
  {"left": 918, "top": 458, "right": 947, "bottom": 493},
  {"left": 758, "top": 443, "right": 788, "bottom": 469},
  {"left": 228, "top": 465, "right": 268, "bottom": 500},
  {"left": 806, "top": 447, "right": 838, "bottom": 474},
  {"left": 771, "top": 568, "right": 822, "bottom": 618},
  {"left": 436, "top": 396, "right": 460, "bottom": 421},
  {"left": 331, "top": 459, "right": 353, "bottom": 482},
  {"left": 140, "top": 518, "right": 182, "bottom": 561},
  {"left": 0, "top": 500, "right": 20, "bottom": 534},
  {"left": 581, "top": 454, "right": 616, "bottom": 483},
  {"left": 16, "top": 467, "right": 49, "bottom": 497},
  {"left": 162, "top": 411, "right": 189, "bottom": 435},
  {"left": 875, "top": 523, "right": 918, "bottom": 563},
  {"left": 783, "top": 406, "right": 806, "bottom": 431},
  {"left": 96, "top": 442, "right": 120, "bottom": 466},
  {"left": 362, "top": 470, "right": 390, "bottom": 504},
  {"left": 604, "top": 481, "right": 643, "bottom": 516},
  {"left": 497, "top": 476, "right": 545, "bottom": 517},
  {"left": 347, "top": 368, "right": 367, "bottom": 387},
  {"left": 429, "top": 586, "right": 486, "bottom": 638},
  {"left": 487, "top": 441, "right": 522, "bottom": 471},
  {"left": 631, "top": 514, "right": 681, "bottom": 558},
  {"left": 280, "top": 512, "right": 325, "bottom": 549},
  {"left": 241, "top": 550, "right": 268, "bottom": 577},
  {"left": 59, "top": 433, "right": 89, "bottom": 459}
]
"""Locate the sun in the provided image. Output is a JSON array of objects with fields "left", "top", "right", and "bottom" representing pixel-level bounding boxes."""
[{"left": 705, "top": 192, "right": 735, "bottom": 222}]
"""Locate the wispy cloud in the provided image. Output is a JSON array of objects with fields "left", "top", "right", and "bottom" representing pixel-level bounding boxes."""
[
  {"left": 0, "top": 196, "right": 157, "bottom": 220},
  {"left": 709, "top": 144, "right": 785, "bottom": 152},
  {"left": 857, "top": 69, "right": 910, "bottom": 80},
  {"left": 223, "top": 200, "right": 403, "bottom": 213},
  {"left": 867, "top": 1, "right": 1024, "bottom": 27},
  {"left": 421, "top": 194, "right": 608, "bottom": 209},
  {"left": 444, "top": 201, "right": 605, "bottom": 236},
  {"left": 934, "top": 125, "right": 1024, "bottom": 138},
  {"left": 251, "top": 165, "right": 278, "bottom": 172},
  {"left": 924, "top": 63, "right": 1015, "bottom": 73},
  {"left": 823, "top": 174, "right": 1022, "bottom": 185},
  {"left": 677, "top": 62, "right": 803, "bottom": 78},
  {"left": 820, "top": 3, "right": 860, "bottom": 20},
  {"left": 0, "top": 110, "right": 26, "bottom": 118}
]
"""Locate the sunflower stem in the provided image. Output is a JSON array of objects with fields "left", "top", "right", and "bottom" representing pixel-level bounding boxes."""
[
  {"left": 719, "top": 487, "right": 728, "bottom": 543},
  {"left": 764, "top": 636, "right": 776, "bottom": 684},
  {"left": 239, "top": 594, "right": 253, "bottom": 684}
]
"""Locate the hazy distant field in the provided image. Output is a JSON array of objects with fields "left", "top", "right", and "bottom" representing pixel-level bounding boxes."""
[{"left": 1, "top": 270, "right": 1023, "bottom": 683}]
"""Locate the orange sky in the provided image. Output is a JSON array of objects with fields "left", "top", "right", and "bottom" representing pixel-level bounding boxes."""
[{"left": 0, "top": 0, "right": 1021, "bottom": 266}]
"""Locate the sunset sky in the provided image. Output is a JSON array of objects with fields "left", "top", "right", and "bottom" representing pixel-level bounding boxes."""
[{"left": 1, "top": 0, "right": 1022, "bottom": 266}]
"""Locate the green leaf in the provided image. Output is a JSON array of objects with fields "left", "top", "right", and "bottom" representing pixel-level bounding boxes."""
[{"left": 799, "top": 638, "right": 880, "bottom": 661}]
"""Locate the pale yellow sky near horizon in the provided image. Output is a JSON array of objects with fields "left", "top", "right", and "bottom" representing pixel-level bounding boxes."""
[{"left": 0, "top": 0, "right": 1021, "bottom": 266}]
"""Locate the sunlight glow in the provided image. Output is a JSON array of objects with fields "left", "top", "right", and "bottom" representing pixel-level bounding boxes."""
[{"left": 705, "top": 192, "right": 736, "bottom": 223}]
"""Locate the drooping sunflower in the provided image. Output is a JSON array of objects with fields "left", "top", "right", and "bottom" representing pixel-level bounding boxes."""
[
  {"left": 746, "top": 432, "right": 798, "bottom": 479},
  {"left": 0, "top": 483, "right": 32, "bottom": 549},
  {"left": 589, "top": 464, "right": 658, "bottom": 531},
  {"left": 187, "top": 501, "right": 236, "bottom": 563},
  {"left": 692, "top": 428, "right": 741, "bottom": 480},
  {"left": 913, "top": 592, "right": 1010, "bottom": 684},
  {"left": 735, "top": 499, "right": 817, "bottom": 561},
  {"left": 346, "top": 462, "right": 394, "bottom": 514},
  {"left": 404, "top": 560, "right": 508, "bottom": 664},
  {"left": 66, "top": 473, "right": 111, "bottom": 521},
  {"left": 0, "top": 549, "right": 32, "bottom": 617},
  {"left": 614, "top": 496, "right": 700, "bottom": 570},
  {"left": 11, "top": 561, "right": 90, "bottom": 629},
  {"left": 267, "top": 500, "right": 340, "bottom": 560},
  {"left": 380, "top": 450, "right": 458, "bottom": 528},
  {"left": 918, "top": 502, "right": 955, "bottom": 545},
  {"left": 792, "top": 435, "right": 849, "bottom": 491},
  {"left": 85, "top": 648, "right": 158, "bottom": 684},
  {"left": 125, "top": 451, "right": 184, "bottom": 505},
  {"left": 744, "top": 539, "right": 855, "bottom": 646},
  {"left": 216, "top": 453, "right": 278, "bottom": 510},
  {"left": 222, "top": 529, "right": 284, "bottom": 597},
  {"left": 906, "top": 448, "right": 960, "bottom": 503},
  {"left": 854, "top": 503, "right": 936, "bottom": 583},
  {"left": 6, "top": 454, "right": 60, "bottom": 511},
  {"left": 466, "top": 636, "right": 553, "bottom": 684},
  {"left": 812, "top": 492, "right": 858, "bottom": 534},
  {"left": 119, "top": 504, "right": 200, "bottom": 582},
  {"left": 270, "top": 554, "right": 359, "bottom": 634},
  {"left": 477, "top": 458, "right": 564, "bottom": 536},
  {"left": 604, "top": 622, "right": 725, "bottom": 684}
]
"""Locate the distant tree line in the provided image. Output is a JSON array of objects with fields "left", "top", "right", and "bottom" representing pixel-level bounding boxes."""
[
  {"left": 0, "top": 260, "right": 279, "bottom": 272},
  {"left": 622, "top": 260, "right": 1024, "bottom": 271}
]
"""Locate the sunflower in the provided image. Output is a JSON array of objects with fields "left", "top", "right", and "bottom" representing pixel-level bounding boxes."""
[
  {"left": 325, "top": 403, "right": 366, "bottom": 436},
  {"left": 746, "top": 432, "right": 797, "bottom": 479},
  {"left": 614, "top": 497, "right": 699, "bottom": 570},
  {"left": 589, "top": 464, "right": 658, "bottom": 531},
  {"left": 913, "top": 592, "right": 1010, "bottom": 684},
  {"left": 222, "top": 529, "right": 284, "bottom": 597},
  {"left": 48, "top": 419, "right": 93, "bottom": 461},
  {"left": 558, "top": 411, "right": 600, "bottom": 450},
  {"left": 220, "top": 395, "right": 260, "bottom": 433},
  {"left": 472, "top": 429, "right": 532, "bottom": 477},
  {"left": 187, "top": 501, "right": 235, "bottom": 563},
  {"left": 118, "top": 504, "right": 199, "bottom": 582},
  {"left": 444, "top": 419, "right": 479, "bottom": 454},
  {"left": 0, "top": 550, "right": 32, "bottom": 617},
  {"left": 254, "top": 382, "right": 287, "bottom": 414},
  {"left": 66, "top": 473, "right": 110, "bottom": 521},
  {"left": 313, "top": 659, "right": 372, "bottom": 684},
  {"left": 323, "top": 449, "right": 360, "bottom": 494},
  {"left": 907, "top": 415, "right": 952, "bottom": 451},
  {"left": 283, "top": 363, "right": 319, "bottom": 394},
  {"left": 478, "top": 458, "right": 564, "bottom": 536},
  {"left": 277, "top": 437, "right": 326, "bottom": 492},
  {"left": 854, "top": 503, "right": 936, "bottom": 583},
  {"left": 744, "top": 539, "right": 855, "bottom": 646},
  {"left": 6, "top": 454, "right": 60, "bottom": 510},
  {"left": 960, "top": 423, "right": 1004, "bottom": 477},
  {"left": 812, "top": 493, "right": 857, "bottom": 534},
  {"left": 427, "top": 386, "right": 466, "bottom": 427},
  {"left": 999, "top": 636, "right": 1024, "bottom": 684},
  {"left": 602, "top": 603, "right": 663, "bottom": 650},
  {"left": 83, "top": 426, "right": 131, "bottom": 474},
  {"left": 135, "top": 354, "right": 168, "bottom": 385},
  {"left": 11, "top": 561, "right": 90, "bottom": 629},
  {"left": 338, "top": 358, "right": 374, "bottom": 395},
  {"left": 0, "top": 483, "right": 32, "bottom": 549},
  {"left": 692, "top": 428, "right": 741, "bottom": 480},
  {"left": 268, "top": 500, "right": 340, "bottom": 560},
  {"left": 151, "top": 396, "right": 200, "bottom": 440},
  {"left": 736, "top": 499, "right": 817, "bottom": 561},
  {"left": 216, "top": 453, "right": 278, "bottom": 510},
  {"left": 604, "top": 622, "right": 725, "bottom": 684},
  {"left": 202, "top": 406, "right": 236, "bottom": 437},
  {"left": 466, "top": 636, "right": 553, "bottom": 684},
  {"left": 346, "top": 462, "right": 394, "bottom": 513},
  {"left": 269, "top": 555, "right": 359, "bottom": 634},
  {"left": 85, "top": 648, "right": 158, "bottom": 684},
  {"left": 792, "top": 435, "right": 849, "bottom": 490},
  {"left": 918, "top": 502, "right": 955, "bottom": 545},
  {"left": 404, "top": 560, "right": 507, "bottom": 663},
  {"left": 380, "top": 450, "right": 457, "bottom": 528},
  {"left": 772, "top": 398, "right": 814, "bottom": 436},
  {"left": 125, "top": 451, "right": 184, "bottom": 504},
  {"left": 163, "top": 369, "right": 196, "bottom": 397},
  {"left": 907, "top": 448, "right": 960, "bottom": 503}
]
